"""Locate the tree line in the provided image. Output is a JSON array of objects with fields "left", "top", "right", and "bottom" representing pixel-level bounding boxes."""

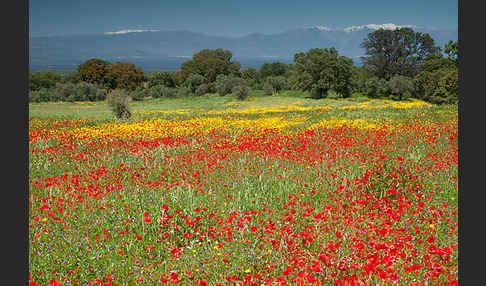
[{"left": 29, "top": 27, "right": 458, "bottom": 105}]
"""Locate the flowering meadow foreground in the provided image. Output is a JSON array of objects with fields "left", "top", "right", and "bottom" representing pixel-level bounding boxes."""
[{"left": 29, "top": 96, "right": 458, "bottom": 285}]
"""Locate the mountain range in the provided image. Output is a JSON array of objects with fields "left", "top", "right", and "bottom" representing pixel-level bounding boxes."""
[{"left": 29, "top": 23, "right": 457, "bottom": 72}]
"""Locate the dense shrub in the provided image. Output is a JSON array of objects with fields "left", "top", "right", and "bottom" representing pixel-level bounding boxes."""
[
  {"left": 147, "top": 71, "right": 178, "bottom": 88},
  {"left": 264, "top": 76, "right": 287, "bottom": 94},
  {"left": 70, "top": 82, "right": 106, "bottom": 101},
  {"left": 195, "top": 83, "right": 209, "bottom": 96},
  {"left": 431, "top": 70, "right": 458, "bottom": 104},
  {"left": 232, "top": 85, "right": 249, "bottom": 100},
  {"left": 29, "top": 71, "right": 63, "bottom": 91},
  {"left": 364, "top": 77, "right": 390, "bottom": 98},
  {"left": 107, "top": 89, "right": 131, "bottom": 119},
  {"left": 29, "top": 88, "right": 53, "bottom": 103},
  {"left": 259, "top": 62, "right": 288, "bottom": 79},
  {"left": 149, "top": 85, "right": 177, "bottom": 98},
  {"left": 54, "top": 83, "right": 77, "bottom": 102},
  {"left": 130, "top": 87, "right": 149, "bottom": 101},
  {"left": 215, "top": 75, "right": 244, "bottom": 96},
  {"left": 177, "top": 87, "right": 192, "bottom": 97},
  {"left": 263, "top": 82, "right": 274, "bottom": 95},
  {"left": 388, "top": 75, "right": 415, "bottom": 101},
  {"left": 185, "top": 74, "right": 206, "bottom": 93},
  {"left": 414, "top": 68, "right": 458, "bottom": 104},
  {"left": 60, "top": 71, "right": 80, "bottom": 84},
  {"left": 326, "top": 90, "right": 342, "bottom": 99},
  {"left": 240, "top": 68, "right": 260, "bottom": 88}
]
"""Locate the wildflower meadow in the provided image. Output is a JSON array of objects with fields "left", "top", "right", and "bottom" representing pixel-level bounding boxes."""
[{"left": 29, "top": 95, "right": 458, "bottom": 285}]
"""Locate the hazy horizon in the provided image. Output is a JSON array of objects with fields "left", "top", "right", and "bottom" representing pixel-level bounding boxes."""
[{"left": 30, "top": 0, "right": 457, "bottom": 37}]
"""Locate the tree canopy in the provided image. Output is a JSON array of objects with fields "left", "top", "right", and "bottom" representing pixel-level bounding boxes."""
[
  {"left": 361, "top": 28, "right": 439, "bottom": 80},
  {"left": 179, "top": 49, "right": 241, "bottom": 83},
  {"left": 293, "top": 48, "right": 353, "bottom": 98},
  {"left": 105, "top": 62, "right": 144, "bottom": 90},
  {"left": 77, "top": 58, "right": 112, "bottom": 86},
  {"left": 259, "top": 62, "right": 288, "bottom": 79}
]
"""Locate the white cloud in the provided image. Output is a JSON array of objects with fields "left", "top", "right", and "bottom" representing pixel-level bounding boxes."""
[{"left": 104, "top": 29, "right": 160, "bottom": 35}]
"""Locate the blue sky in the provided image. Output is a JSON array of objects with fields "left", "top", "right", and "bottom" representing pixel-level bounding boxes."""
[{"left": 30, "top": 0, "right": 458, "bottom": 37}]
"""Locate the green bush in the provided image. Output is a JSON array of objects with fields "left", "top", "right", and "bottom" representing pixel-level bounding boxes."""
[
  {"left": 147, "top": 71, "right": 178, "bottom": 88},
  {"left": 29, "top": 88, "right": 53, "bottom": 102},
  {"left": 215, "top": 75, "right": 244, "bottom": 96},
  {"left": 326, "top": 90, "right": 342, "bottom": 99},
  {"left": 232, "top": 85, "right": 249, "bottom": 100},
  {"left": 263, "top": 82, "right": 274, "bottom": 95},
  {"left": 54, "top": 83, "right": 77, "bottom": 102},
  {"left": 106, "top": 89, "right": 131, "bottom": 119},
  {"left": 264, "top": 76, "right": 287, "bottom": 94},
  {"left": 185, "top": 74, "right": 206, "bottom": 93},
  {"left": 177, "top": 87, "right": 192, "bottom": 97},
  {"left": 148, "top": 85, "right": 177, "bottom": 98},
  {"left": 130, "top": 87, "right": 149, "bottom": 101},
  {"left": 429, "top": 70, "right": 458, "bottom": 104},
  {"left": 364, "top": 77, "right": 389, "bottom": 98},
  {"left": 70, "top": 82, "right": 105, "bottom": 101},
  {"left": 414, "top": 68, "right": 458, "bottom": 104},
  {"left": 195, "top": 83, "right": 209, "bottom": 96},
  {"left": 60, "top": 71, "right": 80, "bottom": 84},
  {"left": 388, "top": 75, "right": 415, "bottom": 101},
  {"left": 29, "top": 71, "right": 63, "bottom": 91}
]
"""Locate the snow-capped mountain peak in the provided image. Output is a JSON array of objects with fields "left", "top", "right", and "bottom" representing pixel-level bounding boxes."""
[
  {"left": 343, "top": 23, "right": 419, "bottom": 32},
  {"left": 104, "top": 29, "right": 160, "bottom": 35},
  {"left": 312, "top": 25, "right": 336, "bottom": 32},
  {"left": 307, "top": 23, "right": 419, "bottom": 33}
]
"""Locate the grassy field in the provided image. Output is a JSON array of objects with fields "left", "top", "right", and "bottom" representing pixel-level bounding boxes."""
[{"left": 29, "top": 93, "right": 457, "bottom": 285}]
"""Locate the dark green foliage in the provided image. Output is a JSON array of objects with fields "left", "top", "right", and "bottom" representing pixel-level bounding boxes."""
[
  {"left": 130, "top": 87, "right": 149, "bottom": 101},
  {"left": 240, "top": 68, "right": 260, "bottom": 89},
  {"left": 179, "top": 49, "right": 241, "bottom": 84},
  {"left": 77, "top": 58, "right": 111, "bottom": 86},
  {"left": 419, "top": 54, "right": 456, "bottom": 73},
  {"left": 195, "top": 83, "right": 209, "bottom": 96},
  {"left": 107, "top": 89, "right": 131, "bottom": 119},
  {"left": 444, "top": 40, "right": 458, "bottom": 63},
  {"left": 293, "top": 48, "right": 353, "bottom": 99},
  {"left": 105, "top": 62, "right": 144, "bottom": 91},
  {"left": 259, "top": 62, "right": 288, "bottom": 79},
  {"left": 29, "top": 71, "right": 62, "bottom": 91},
  {"left": 29, "top": 82, "right": 107, "bottom": 103},
  {"left": 350, "top": 65, "right": 374, "bottom": 93},
  {"left": 364, "top": 77, "right": 390, "bottom": 98},
  {"left": 414, "top": 68, "right": 458, "bottom": 104},
  {"left": 72, "top": 82, "right": 106, "bottom": 101},
  {"left": 413, "top": 41, "right": 458, "bottom": 105},
  {"left": 264, "top": 76, "right": 287, "bottom": 94},
  {"left": 432, "top": 70, "right": 458, "bottom": 104},
  {"left": 263, "top": 82, "right": 274, "bottom": 95},
  {"left": 29, "top": 88, "right": 53, "bottom": 102},
  {"left": 361, "top": 27, "right": 439, "bottom": 80},
  {"left": 50, "top": 82, "right": 106, "bottom": 102},
  {"left": 148, "top": 85, "right": 177, "bottom": 98},
  {"left": 60, "top": 71, "right": 80, "bottom": 84},
  {"left": 54, "top": 83, "right": 76, "bottom": 102},
  {"left": 147, "top": 71, "right": 178, "bottom": 88},
  {"left": 185, "top": 74, "right": 206, "bottom": 93},
  {"left": 232, "top": 85, "right": 249, "bottom": 100},
  {"left": 388, "top": 76, "right": 415, "bottom": 101},
  {"left": 215, "top": 74, "right": 244, "bottom": 96},
  {"left": 177, "top": 87, "right": 192, "bottom": 97}
]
